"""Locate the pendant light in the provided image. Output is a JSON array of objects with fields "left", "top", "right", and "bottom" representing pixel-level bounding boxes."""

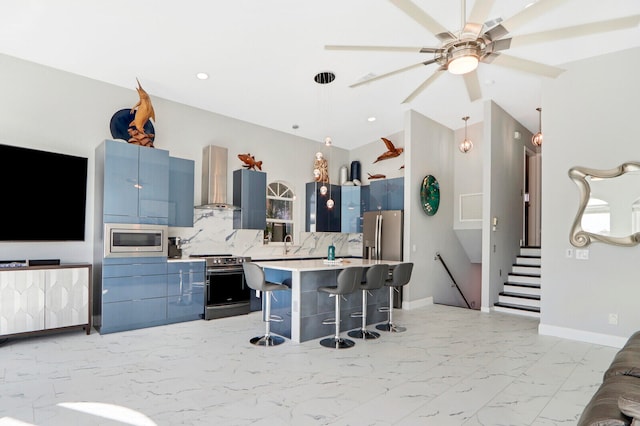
[
  {"left": 459, "top": 116, "right": 473, "bottom": 153},
  {"left": 531, "top": 107, "right": 543, "bottom": 147},
  {"left": 325, "top": 137, "right": 334, "bottom": 209}
]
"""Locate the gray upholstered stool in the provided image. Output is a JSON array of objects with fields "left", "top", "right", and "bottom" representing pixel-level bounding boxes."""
[
  {"left": 348, "top": 263, "right": 389, "bottom": 340},
  {"left": 318, "top": 266, "right": 364, "bottom": 349},
  {"left": 376, "top": 262, "right": 413, "bottom": 333},
  {"left": 243, "top": 262, "right": 289, "bottom": 346}
]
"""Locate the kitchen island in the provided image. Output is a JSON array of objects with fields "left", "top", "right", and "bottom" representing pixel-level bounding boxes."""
[{"left": 253, "top": 258, "right": 402, "bottom": 343}]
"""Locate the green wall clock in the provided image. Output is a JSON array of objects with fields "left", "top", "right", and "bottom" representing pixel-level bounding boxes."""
[{"left": 420, "top": 175, "right": 440, "bottom": 216}]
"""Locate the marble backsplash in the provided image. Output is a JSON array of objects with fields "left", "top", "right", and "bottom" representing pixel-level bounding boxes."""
[{"left": 176, "top": 208, "right": 362, "bottom": 259}]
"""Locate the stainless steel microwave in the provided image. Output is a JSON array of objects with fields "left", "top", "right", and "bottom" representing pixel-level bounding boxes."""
[{"left": 104, "top": 223, "right": 168, "bottom": 258}]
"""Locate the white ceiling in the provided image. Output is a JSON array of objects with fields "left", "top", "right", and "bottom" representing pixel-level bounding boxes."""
[{"left": 0, "top": 0, "right": 638, "bottom": 150}]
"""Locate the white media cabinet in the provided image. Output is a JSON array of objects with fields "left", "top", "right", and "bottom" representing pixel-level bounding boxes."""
[{"left": 0, "top": 264, "right": 92, "bottom": 338}]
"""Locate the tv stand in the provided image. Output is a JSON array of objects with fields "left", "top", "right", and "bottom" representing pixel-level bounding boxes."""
[{"left": 0, "top": 263, "right": 92, "bottom": 339}]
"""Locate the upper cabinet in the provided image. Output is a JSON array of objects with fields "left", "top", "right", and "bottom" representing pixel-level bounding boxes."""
[
  {"left": 169, "top": 156, "right": 195, "bottom": 227},
  {"left": 233, "top": 169, "right": 267, "bottom": 230},
  {"left": 98, "top": 140, "right": 169, "bottom": 224},
  {"left": 369, "top": 177, "right": 404, "bottom": 211},
  {"left": 341, "top": 186, "right": 370, "bottom": 233},
  {"left": 306, "top": 182, "right": 341, "bottom": 232}
]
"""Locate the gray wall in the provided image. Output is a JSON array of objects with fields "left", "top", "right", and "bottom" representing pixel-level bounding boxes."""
[
  {"left": 0, "top": 53, "right": 348, "bottom": 262},
  {"left": 540, "top": 47, "right": 640, "bottom": 347},
  {"left": 403, "top": 110, "right": 479, "bottom": 309}
]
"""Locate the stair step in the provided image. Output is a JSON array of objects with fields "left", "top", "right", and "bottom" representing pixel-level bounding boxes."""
[
  {"left": 517, "top": 256, "right": 541, "bottom": 266},
  {"left": 494, "top": 303, "right": 541, "bottom": 318},
  {"left": 504, "top": 283, "right": 540, "bottom": 296},
  {"left": 507, "top": 273, "right": 541, "bottom": 285},
  {"left": 520, "top": 247, "right": 541, "bottom": 257},
  {"left": 498, "top": 292, "right": 541, "bottom": 307},
  {"left": 512, "top": 265, "right": 540, "bottom": 275}
]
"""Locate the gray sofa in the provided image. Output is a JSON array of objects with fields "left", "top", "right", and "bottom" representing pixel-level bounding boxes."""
[{"left": 579, "top": 331, "right": 640, "bottom": 425}]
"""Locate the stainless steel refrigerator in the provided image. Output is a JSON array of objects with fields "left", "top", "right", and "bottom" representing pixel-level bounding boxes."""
[{"left": 362, "top": 210, "right": 404, "bottom": 307}]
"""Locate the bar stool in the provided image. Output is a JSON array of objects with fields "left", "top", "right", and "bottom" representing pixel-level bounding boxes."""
[
  {"left": 376, "top": 262, "right": 413, "bottom": 333},
  {"left": 318, "top": 266, "right": 364, "bottom": 349},
  {"left": 348, "top": 264, "right": 389, "bottom": 340},
  {"left": 243, "top": 262, "right": 289, "bottom": 346}
]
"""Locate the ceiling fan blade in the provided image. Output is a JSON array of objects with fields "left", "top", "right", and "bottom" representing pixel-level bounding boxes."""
[
  {"left": 462, "top": 22, "right": 484, "bottom": 39},
  {"left": 467, "top": 0, "right": 497, "bottom": 33},
  {"left": 350, "top": 59, "right": 437, "bottom": 88},
  {"left": 510, "top": 15, "right": 640, "bottom": 48},
  {"left": 402, "top": 68, "right": 445, "bottom": 103},
  {"left": 463, "top": 71, "right": 482, "bottom": 102},
  {"left": 491, "top": 54, "right": 565, "bottom": 78},
  {"left": 500, "top": 0, "right": 570, "bottom": 33},
  {"left": 484, "top": 23, "right": 509, "bottom": 42},
  {"left": 486, "top": 38, "right": 512, "bottom": 54},
  {"left": 390, "top": 0, "right": 456, "bottom": 42},
  {"left": 326, "top": 44, "right": 426, "bottom": 53}
]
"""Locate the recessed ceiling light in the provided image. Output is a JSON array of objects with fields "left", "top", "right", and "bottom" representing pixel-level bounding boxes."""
[
  {"left": 367, "top": 116, "right": 376, "bottom": 122},
  {"left": 196, "top": 72, "right": 209, "bottom": 80}
]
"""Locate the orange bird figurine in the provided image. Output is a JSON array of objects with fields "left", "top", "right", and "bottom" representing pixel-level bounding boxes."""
[
  {"left": 368, "top": 173, "right": 386, "bottom": 180},
  {"left": 129, "top": 78, "right": 155, "bottom": 134},
  {"left": 238, "top": 153, "right": 263, "bottom": 171},
  {"left": 373, "top": 137, "right": 404, "bottom": 163}
]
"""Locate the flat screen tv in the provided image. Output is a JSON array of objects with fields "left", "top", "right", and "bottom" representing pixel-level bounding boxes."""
[{"left": 0, "top": 144, "right": 88, "bottom": 241}]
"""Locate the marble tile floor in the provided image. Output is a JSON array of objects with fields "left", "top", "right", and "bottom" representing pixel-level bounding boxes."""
[{"left": 0, "top": 304, "right": 618, "bottom": 426}]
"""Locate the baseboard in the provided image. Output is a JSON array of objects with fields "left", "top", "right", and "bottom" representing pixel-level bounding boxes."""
[
  {"left": 538, "top": 323, "right": 628, "bottom": 349},
  {"left": 402, "top": 296, "right": 433, "bottom": 310}
]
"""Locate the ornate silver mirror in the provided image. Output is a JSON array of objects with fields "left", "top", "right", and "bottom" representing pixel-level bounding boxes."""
[{"left": 569, "top": 162, "right": 640, "bottom": 247}]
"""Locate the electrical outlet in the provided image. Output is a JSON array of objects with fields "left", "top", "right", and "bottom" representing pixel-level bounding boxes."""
[
  {"left": 576, "top": 249, "right": 589, "bottom": 260},
  {"left": 566, "top": 248, "right": 573, "bottom": 258},
  {"left": 609, "top": 313, "right": 619, "bottom": 325}
]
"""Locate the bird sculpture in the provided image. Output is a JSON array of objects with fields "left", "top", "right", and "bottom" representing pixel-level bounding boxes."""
[
  {"left": 238, "top": 153, "right": 263, "bottom": 171},
  {"left": 128, "top": 78, "right": 156, "bottom": 147},
  {"left": 373, "top": 137, "right": 404, "bottom": 163},
  {"left": 368, "top": 173, "right": 386, "bottom": 180}
]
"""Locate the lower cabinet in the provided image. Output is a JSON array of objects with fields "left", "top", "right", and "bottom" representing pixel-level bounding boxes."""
[
  {"left": 100, "top": 257, "right": 167, "bottom": 334},
  {"left": 167, "top": 261, "right": 205, "bottom": 322},
  {"left": 97, "top": 258, "right": 205, "bottom": 334},
  {"left": 0, "top": 265, "right": 91, "bottom": 338}
]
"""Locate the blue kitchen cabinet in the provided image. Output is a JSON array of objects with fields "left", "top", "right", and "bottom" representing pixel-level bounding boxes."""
[
  {"left": 99, "top": 139, "right": 169, "bottom": 224},
  {"left": 305, "top": 182, "right": 341, "bottom": 232},
  {"left": 167, "top": 261, "right": 205, "bottom": 322},
  {"left": 369, "top": 177, "right": 404, "bottom": 211},
  {"left": 233, "top": 169, "right": 266, "bottom": 230},
  {"left": 98, "top": 257, "right": 168, "bottom": 334},
  {"left": 341, "top": 186, "right": 362, "bottom": 233},
  {"left": 169, "top": 156, "right": 195, "bottom": 227}
]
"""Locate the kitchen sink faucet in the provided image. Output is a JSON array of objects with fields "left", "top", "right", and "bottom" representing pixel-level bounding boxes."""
[{"left": 283, "top": 234, "right": 293, "bottom": 255}]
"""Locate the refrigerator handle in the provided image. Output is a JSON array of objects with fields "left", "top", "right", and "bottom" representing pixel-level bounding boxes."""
[
  {"left": 377, "top": 213, "right": 383, "bottom": 260},
  {"left": 374, "top": 214, "right": 379, "bottom": 260}
]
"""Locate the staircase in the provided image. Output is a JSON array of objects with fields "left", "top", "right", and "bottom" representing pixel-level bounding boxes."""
[{"left": 494, "top": 246, "right": 541, "bottom": 318}]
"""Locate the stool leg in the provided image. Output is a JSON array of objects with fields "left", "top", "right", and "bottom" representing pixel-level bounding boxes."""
[
  {"left": 348, "top": 290, "right": 380, "bottom": 339},
  {"left": 376, "top": 286, "right": 406, "bottom": 333},
  {"left": 250, "top": 290, "right": 285, "bottom": 346},
  {"left": 320, "top": 295, "right": 355, "bottom": 349}
]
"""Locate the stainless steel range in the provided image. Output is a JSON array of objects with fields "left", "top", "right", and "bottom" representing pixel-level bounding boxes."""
[{"left": 190, "top": 254, "right": 251, "bottom": 320}]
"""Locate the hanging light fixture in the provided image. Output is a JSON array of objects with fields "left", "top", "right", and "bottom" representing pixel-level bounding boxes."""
[
  {"left": 325, "top": 137, "right": 334, "bottom": 209},
  {"left": 459, "top": 116, "right": 473, "bottom": 153},
  {"left": 531, "top": 107, "right": 543, "bottom": 147}
]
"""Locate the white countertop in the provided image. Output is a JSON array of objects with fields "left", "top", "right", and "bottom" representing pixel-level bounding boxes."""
[
  {"left": 167, "top": 257, "right": 206, "bottom": 263},
  {"left": 254, "top": 258, "right": 402, "bottom": 272}
]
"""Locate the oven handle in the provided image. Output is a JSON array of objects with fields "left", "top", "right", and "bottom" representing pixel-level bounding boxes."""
[{"left": 207, "top": 268, "right": 244, "bottom": 275}]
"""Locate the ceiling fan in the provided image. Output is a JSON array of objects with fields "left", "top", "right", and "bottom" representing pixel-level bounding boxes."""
[{"left": 326, "top": 0, "right": 639, "bottom": 103}]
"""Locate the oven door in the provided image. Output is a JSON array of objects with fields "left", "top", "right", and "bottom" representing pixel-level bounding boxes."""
[{"left": 205, "top": 268, "right": 250, "bottom": 319}]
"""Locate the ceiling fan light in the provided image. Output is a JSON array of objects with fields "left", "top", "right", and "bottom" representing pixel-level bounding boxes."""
[{"left": 448, "top": 55, "right": 479, "bottom": 75}]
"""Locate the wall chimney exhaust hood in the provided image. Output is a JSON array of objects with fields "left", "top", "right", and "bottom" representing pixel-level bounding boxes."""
[{"left": 196, "top": 145, "right": 239, "bottom": 210}]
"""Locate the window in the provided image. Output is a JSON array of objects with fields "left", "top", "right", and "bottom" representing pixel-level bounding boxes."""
[{"left": 266, "top": 181, "right": 295, "bottom": 243}]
